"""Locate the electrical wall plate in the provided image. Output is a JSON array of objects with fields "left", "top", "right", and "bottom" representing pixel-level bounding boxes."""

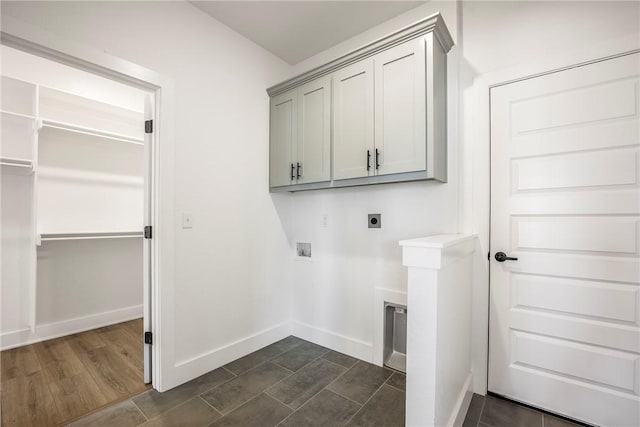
[
  {"left": 368, "top": 213, "right": 381, "bottom": 228},
  {"left": 296, "top": 242, "right": 312, "bottom": 257}
]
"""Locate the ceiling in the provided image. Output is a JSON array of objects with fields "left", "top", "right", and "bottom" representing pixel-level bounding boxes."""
[{"left": 190, "top": 1, "right": 426, "bottom": 65}]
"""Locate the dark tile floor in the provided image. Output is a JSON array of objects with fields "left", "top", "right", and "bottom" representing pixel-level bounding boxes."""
[
  {"left": 463, "top": 394, "right": 582, "bottom": 427},
  {"left": 68, "top": 336, "right": 405, "bottom": 426}
]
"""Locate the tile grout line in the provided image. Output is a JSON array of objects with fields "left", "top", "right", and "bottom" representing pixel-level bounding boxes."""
[
  {"left": 198, "top": 395, "right": 224, "bottom": 418},
  {"left": 383, "top": 371, "right": 406, "bottom": 392},
  {"left": 320, "top": 354, "right": 357, "bottom": 371},
  {"left": 215, "top": 391, "right": 279, "bottom": 422},
  {"left": 264, "top": 389, "right": 298, "bottom": 412},
  {"left": 194, "top": 364, "right": 250, "bottom": 399},
  {"left": 269, "top": 345, "right": 364, "bottom": 426},
  {"left": 198, "top": 341, "right": 316, "bottom": 419},
  {"left": 276, "top": 364, "right": 362, "bottom": 425},
  {"left": 324, "top": 387, "right": 366, "bottom": 408},
  {"left": 263, "top": 348, "right": 335, "bottom": 411},
  {"left": 141, "top": 395, "right": 203, "bottom": 424},
  {"left": 130, "top": 399, "right": 149, "bottom": 425},
  {"left": 132, "top": 388, "right": 194, "bottom": 422},
  {"left": 220, "top": 365, "right": 238, "bottom": 377},
  {"left": 324, "top": 359, "right": 362, "bottom": 392},
  {"left": 341, "top": 370, "right": 395, "bottom": 427},
  {"left": 274, "top": 382, "right": 362, "bottom": 427},
  {"left": 222, "top": 338, "right": 303, "bottom": 377},
  {"left": 270, "top": 346, "right": 330, "bottom": 374},
  {"left": 476, "top": 395, "right": 487, "bottom": 427},
  {"left": 267, "top": 349, "right": 354, "bottom": 426},
  {"left": 262, "top": 346, "right": 331, "bottom": 399},
  {"left": 383, "top": 382, "right": 405, "bottom": 393}
]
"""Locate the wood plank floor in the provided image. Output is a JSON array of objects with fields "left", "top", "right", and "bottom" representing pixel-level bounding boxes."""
[{"left": 1, "top": 318, "right": 150, "bottom": 427}]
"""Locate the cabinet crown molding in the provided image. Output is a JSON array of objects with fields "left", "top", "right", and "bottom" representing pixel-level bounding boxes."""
[{"left": 267, "top": 12, "right": 454, "bottom": 97}]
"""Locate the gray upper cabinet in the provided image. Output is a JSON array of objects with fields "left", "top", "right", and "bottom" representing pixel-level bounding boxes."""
[
  {"left": 333, "top": 59, "right": 374, "bottom": 180},
  {"left": 373, "top": 38, "right": 426, "bottom": 177},
  {"left": 270, "top": 77, "right": 331, "bottom": 188},
  {"left": 297, "top": 76, "right": 331, "bottom": 184},
  {"left": 267, "top": 13, "right": 453, "bottom": 192},
  {"left": 269, "top": 89, "right": 297, "bottom": 188}
]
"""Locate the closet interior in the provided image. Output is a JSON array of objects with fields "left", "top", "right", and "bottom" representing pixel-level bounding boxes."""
[{"left": 1, "top": 46, "right": 148, "bottom": 353}]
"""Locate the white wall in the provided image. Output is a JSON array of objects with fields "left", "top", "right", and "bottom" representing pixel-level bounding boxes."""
[
  {"left": 1, "top": 1, "right": 294, "bottom": 390},
  {"left": 461, "top": 1, "right": 640, "bottom": 76},
  {"left": 288, "top": 1, "right": 461, "bottom": 361},
  {"left": 36, "top": 239, "right": 142, "bottom": 325}
]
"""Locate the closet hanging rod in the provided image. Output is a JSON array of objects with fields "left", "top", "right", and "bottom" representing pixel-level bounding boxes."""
[
  {"left": 39, "top": 231, "right": 143, "bottom": 242},
  {"left": 40, "top": 119, "right": 144, "bottom": 145}
]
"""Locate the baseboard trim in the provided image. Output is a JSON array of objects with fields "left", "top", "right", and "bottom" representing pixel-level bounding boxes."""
[
  {"left": 447, "top": 372, "right": 474, "bottom": 427},
  {"left": 0, "top": 304, "right": 143, "bottom": 350},
  {"left": 164, "top": 321, "right": 292, "bottom": 391},
  {"left": 292, "top": 320, "right": 373, "bottom": 363}
]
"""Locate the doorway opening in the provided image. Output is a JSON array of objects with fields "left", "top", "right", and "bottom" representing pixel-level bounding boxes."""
[{"left": 1, "top": 43, "right": 156, "bottom": 426}]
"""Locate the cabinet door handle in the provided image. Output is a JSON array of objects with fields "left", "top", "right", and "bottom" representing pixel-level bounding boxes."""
[
  {"left": 296, "top": 162, "right": 301, "bottom": 179},
  {"left": 366, "top": 150, "right": 371, "bottom": 171},
  {"left": 290, "top": 163, "right": 295, "bottom": 180},
  {"left": 375, "top": 149, "right": 380, "bottom": 170}
]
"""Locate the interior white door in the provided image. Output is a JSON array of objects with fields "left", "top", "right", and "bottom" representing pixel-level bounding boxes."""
[
  {"left": 269, "top": 89, "right": 297, "bottom": 187},
  {"left": 489, "top": 52, "right": 640, "bottom": 427},
  {"left": 332, "top": 58, "right": 374, "bottom": 180},
  {"left": 297, "top": 76, "right": 330, "bottom": 184},
  {"left": 373, "top": 38, "right": 426, "bottom": 176}
]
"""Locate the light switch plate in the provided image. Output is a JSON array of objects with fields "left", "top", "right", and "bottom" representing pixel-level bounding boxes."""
[{"left": 182, "top": 212, "right": 193, "bottom": 229}]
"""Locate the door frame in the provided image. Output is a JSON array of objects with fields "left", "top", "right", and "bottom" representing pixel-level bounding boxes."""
[
  {"left": 1, "top": 15, "right": 176, "bottom": 391},
  {"left": 465, "top": 33, "right": 640, "bottom": 396}
]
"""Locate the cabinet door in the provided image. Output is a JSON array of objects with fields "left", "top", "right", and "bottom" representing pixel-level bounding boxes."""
[
  {"left": 269, "top": 89, "right": 297, "bottom": 187},
  {"left": 297, "top": 76, "right": 330, "bottom": 184},
  {"left": 374, "top": 38, "right": 426, "bottom": 176},
  {"left": 333, "top": 59, "right": 374, "bottom": 180}
]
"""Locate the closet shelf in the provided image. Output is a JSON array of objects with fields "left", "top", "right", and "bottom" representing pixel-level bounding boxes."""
[
  {"left": 40, "top": 119, "right": 144, "bottom": 145},
  {"left": 39, "top": 231, "right": 143, "bottom": 243},
  {"left": 1, "top": 110, "right": 36, "bottom": 120},
  {"left": 0, "top": 157, "right": 34, "bottom": 175}
]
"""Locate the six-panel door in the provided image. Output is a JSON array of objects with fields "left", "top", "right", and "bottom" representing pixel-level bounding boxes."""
[
  {"left": 269, "top": 89, "right": 296, "bottom": 187},
  {"left": 489, "top": 53, "right": 640, "bottom": 427}
]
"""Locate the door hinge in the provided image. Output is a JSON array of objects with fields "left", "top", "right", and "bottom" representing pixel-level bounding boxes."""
[
  {"left": 488, "top": 251, "right": 490, "bottom": 260},
  {"left": 144, "top": 226, "right": 152, "bottom": 239},
  {"left": 145, "top": 120, "right": 153, "bottom": 134},
  {"left": 144, "top": 331, "right": 153, "bottom": 345}
]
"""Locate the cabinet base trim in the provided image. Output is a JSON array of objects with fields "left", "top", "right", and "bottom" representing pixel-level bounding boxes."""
[{"left": 270, "top": 170, "right": 445, "bottom": 192}]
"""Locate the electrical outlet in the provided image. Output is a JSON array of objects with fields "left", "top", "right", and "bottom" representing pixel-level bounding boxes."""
[
  {"left": 321, "top": 213, "right": 328, "bottom": 227},
  {"left": 368, "top": 213, "right": 381, "bottom": 228},
  {"left": 182, "top": 212, "right": 193, "bottom": 229},
  {"left": 296, "top": 242, "right": 311, "bottom": 258}
]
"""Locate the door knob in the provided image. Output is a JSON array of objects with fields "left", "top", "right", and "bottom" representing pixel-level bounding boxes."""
[{"left": 495, "top": 252, "right": 518, "bottom": 262}]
